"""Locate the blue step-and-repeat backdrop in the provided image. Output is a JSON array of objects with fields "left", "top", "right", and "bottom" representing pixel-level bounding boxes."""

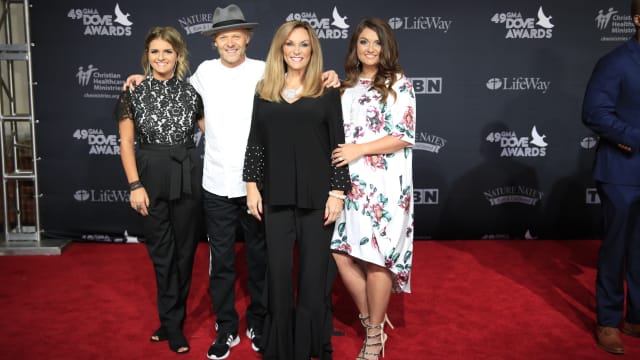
[{"left": 31, "top": 0, "right": 629, "bottom": 241}]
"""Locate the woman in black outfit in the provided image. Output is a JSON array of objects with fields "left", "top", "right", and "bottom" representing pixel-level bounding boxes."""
[
  {"left": 243, "top": 20, "right": 350, "bottom": 360},
  {"left": 115, "top": 26, "right": 203, "bottom": 354}
]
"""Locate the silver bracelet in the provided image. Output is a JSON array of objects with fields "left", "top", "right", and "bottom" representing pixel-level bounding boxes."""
[{"left": 328, "top": 191, "right": 346, "bottom": 200}]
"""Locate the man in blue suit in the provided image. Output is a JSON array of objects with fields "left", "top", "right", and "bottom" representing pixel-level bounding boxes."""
[{"left": 583, "top": 0, "right": 640, "bottom": 354}]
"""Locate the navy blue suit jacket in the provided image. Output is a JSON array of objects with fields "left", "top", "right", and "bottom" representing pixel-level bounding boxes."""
[{"left": 583, "top": 38, "right": 640, "bottom": 186}]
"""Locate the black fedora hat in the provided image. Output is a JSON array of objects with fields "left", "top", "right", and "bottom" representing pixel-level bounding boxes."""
[{"left": 201, "top": 4, "right": 258, "bottom": 37}]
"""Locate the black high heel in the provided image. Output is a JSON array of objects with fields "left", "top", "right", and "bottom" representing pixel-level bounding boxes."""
[
  {"left": 150, "top": 326, "right": 168, "bottom": 342},
  {"left": 167, "top": 330, "right": 190, "bottom": 354}
]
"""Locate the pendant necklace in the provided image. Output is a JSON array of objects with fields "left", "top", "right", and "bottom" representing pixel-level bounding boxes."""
[{"left": 283, "top": 85, "right": 303, "bottom": 100}]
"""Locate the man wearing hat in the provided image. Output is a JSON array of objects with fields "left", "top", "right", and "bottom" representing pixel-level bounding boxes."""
[
  {"left": 189, "top": 4, "right": 266, "bottom": 360},
  {"left": 189, "top": 4, "right": 340, "bottom": 360}
]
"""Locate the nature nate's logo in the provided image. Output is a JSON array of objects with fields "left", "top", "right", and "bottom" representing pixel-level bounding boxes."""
[
  {"left": 67, "top": 3, "right": 133, "bottom": 36},
  {"left": 414, "top": 132, "right": 447, "bottom": 153},
  {"left": 485, "top": 126, "right": 548, "bottom": 157},
  {"left": 491, "top": 6, "right": 553, "bottom": 39},
  {"left": 595, "top": 7, "right": 634, "bottom": 42},
  {"left": 484, "top": 186, "right": 544, "bottom": 206},
  {"left": 73, "top": 128, "right": 120, "bottom": 155},
  {"left": 75, "top": 64, "right": 123, "bottom": 99},
  {"left": 177, "top": 12, "right": 213, "bottom": 35},
  {"left": 388, "top": 15, "right": 452, "bottom": 33},
  {"left": 286, "top": 6, "right": 349, "bottom": 39}
]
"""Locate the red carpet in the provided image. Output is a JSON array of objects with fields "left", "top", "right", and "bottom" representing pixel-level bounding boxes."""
[{"left": 0, "top": 240, "right": 636, "bottom": 359}]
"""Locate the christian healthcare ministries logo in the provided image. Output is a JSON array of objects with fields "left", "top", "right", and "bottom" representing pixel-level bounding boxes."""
[
  {"left": 388, "top": 15, "right": 452, "bottom": 33},
  {"left": 491, "top": 6, "right": 553, "bottom": 39},
  {"left": 595, "top": 7, "right": 634, "bottom": 42},
  {"left": 286, "top": 6, "right": 349, "bottom": 39},
  {"left": 73, "top": 128, "right": 120, "bottom": 155},
  {"left": 486, "top": 126, "right": 548, "bottom": 157},
  {"left": 76, "top": 64, "right": 123, "bottom": 99},
  {"left": 67, "top": 3, "right": 133, "bottom": 37},
  {"left": 486, "top": 76, "right": 550, "bottom": 94}
]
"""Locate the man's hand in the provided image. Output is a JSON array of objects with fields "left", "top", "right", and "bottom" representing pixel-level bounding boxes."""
[
  {"left": 122, "top": 74, "right": 145, "bottom": 92},
  {"left": 321, "top": 70, "right": 340, "bottom": 88}
]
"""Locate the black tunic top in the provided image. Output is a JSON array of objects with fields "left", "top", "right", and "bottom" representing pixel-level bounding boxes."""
[{"left": 243, "top": 87, "right": 350, "bottom": 209}]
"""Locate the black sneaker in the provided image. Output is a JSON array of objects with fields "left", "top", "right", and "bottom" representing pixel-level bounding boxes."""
[
  {"left": 206, "top": 332, "right": 239, "bottom": 360},
  {"left": 246, "top": 327, "right": 262, "bottom": 352}
]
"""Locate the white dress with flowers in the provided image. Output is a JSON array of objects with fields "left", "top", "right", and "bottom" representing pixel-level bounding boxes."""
[{"left": 331, "top": 75, "right": 416, "bottom": 293}]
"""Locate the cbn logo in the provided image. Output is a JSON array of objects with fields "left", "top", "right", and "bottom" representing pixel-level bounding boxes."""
[
  {"left": 74, "top": 190, "right": 91, "bottom": 201},
  {"left": 586, "top": 188, "right": 600, "bottom": 204},
  {"left": 410, "top": 77, "right": 442, "bottom": 94},
  {"left": 414, "top": 188, "right": 439, "bottom": 204}
]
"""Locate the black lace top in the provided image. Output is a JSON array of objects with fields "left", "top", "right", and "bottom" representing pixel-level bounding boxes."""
[{"left": 115, "top": 77, "right": 203, "bottom": 145}]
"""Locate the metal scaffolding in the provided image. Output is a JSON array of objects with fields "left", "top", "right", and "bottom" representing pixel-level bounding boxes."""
[{"left": 0, "top": 0, "right": 68, "bottom": 255}]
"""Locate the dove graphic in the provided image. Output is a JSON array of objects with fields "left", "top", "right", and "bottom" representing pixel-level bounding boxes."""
[
  {"left": 114, "top": 3, "right": 133, "bottom": 26},
  {"left": 530, "top": 126, "right": 548, "bottom": 147},
  {"left": 536, "top": 6, "right": 553, "bottom": 29},
  {"left": 331, "top": 6, "right": 349, "bottom": 29}
]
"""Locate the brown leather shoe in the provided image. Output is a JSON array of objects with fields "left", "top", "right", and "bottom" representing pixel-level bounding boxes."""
[
  {"left": 621, "top": 321, "right": 640, "bottom": 337},
  {"left": 596, "top": 326, "right": 624, "bottom": 354}
]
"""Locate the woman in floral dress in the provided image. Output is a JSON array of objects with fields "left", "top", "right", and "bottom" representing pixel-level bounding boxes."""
[{"left": 330, "top": 17, "right": 416, "bottom": 360}]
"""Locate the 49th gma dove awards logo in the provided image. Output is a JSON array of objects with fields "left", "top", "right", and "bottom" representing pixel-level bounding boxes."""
[{"left": 67, "top": 3, "right": 133, "bottom": 36}]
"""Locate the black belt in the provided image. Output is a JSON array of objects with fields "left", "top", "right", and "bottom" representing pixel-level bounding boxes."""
[{"left": 138, "top": 142, "right": 193, "bottom": 200}]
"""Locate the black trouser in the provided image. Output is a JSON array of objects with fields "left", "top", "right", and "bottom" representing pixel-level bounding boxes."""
[
  {"left": 261, "top": 205, "right": 333, "bottom": 360},
  {"left": 203, "top": 190, "right": 267, "bottom": 334},
  {"left": 138, "top": 144, "right": 201, "bottom": 334}
]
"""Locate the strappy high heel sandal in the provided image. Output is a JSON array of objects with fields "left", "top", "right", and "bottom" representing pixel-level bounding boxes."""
[
  {"left": 359, "top": 314, "right": 394, "bottom": 329},
  {"left": 357, "top": 314, "right": 394, "bottom": 359},
  {"left": 356, "top": 320, "right": 389, "bottom": 359}
]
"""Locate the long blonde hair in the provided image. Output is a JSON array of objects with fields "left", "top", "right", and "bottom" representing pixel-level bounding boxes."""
[
  {"left": 257, "top": 21, "right": 324, "bottom": 102},
  {"left": 141, "top": 26, "right": 190, "bottom": 80}
]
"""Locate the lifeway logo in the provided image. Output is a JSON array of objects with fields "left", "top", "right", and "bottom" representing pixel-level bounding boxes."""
[
  {"left": 409, "top": 77, "right": 442, "bottom": 94},
  {"left": 67, "top": 3, "right": 133, "bottom": 37},
  {"left": 76, "top": 64, "right": 123, "bottom": 99},
  {"left": 286, "top": 6, "right": 349, "bottom": 39},
  {"left": 486, "top": 126, "right": 548, "bottom": 157},
  {"left": 595, "top": 7, "right": 634, "bottom": 42},
  {"left": 388, "top": 15, "right": 452, "bottom": 33},
  {"left": 491, "top": 6, "right": 553, "bottom": 39},
  {"left": 484, "top": 186, "right": 544, "bottom": 206},
  {"left": 74, "top": 189, "right": 129, "bottom": 203},
  {"left": 486, "top": 76, "right": 550, "bottom": 94},
  {"left": 414, "top": 132, "right": 447, "bottom": 153},
  {"left": 73, "top": 129, "right": 120, "bottom": 155},
  {"left": 178, "top": 12, "right": 213, "bottom": 35},
  {"left": 414, "top": 188, "right": 439, "bottom": 205},
  {"left": 580, "top": 136, "right": 598, "bottom": 150}
]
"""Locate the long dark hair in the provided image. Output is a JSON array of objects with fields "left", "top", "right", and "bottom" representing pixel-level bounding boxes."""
[{"left": 342, "top": 18, "right": 403, "bottom": 103}]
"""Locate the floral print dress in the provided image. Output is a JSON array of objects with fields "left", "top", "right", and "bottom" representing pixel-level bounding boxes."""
[{"left": 331, "top": 74, "right": 416, "bottom": 293}]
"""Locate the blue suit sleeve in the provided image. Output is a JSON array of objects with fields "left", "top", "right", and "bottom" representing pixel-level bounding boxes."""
[{"left": 582, "top": 56, "right": 640, "bottom": 152}]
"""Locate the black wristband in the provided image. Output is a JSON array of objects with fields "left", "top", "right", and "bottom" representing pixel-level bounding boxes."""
[{"left": 129, "top": 180, "right": 143, "bottom": 191}]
